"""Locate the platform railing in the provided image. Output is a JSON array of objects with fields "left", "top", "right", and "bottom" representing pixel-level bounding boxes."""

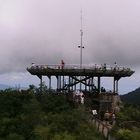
[
  {"left": 27, "top": 64, "right": 132, "bottom": 72},
  {"left": 91, "top": 117, "right": 115, "bottom": 140}
]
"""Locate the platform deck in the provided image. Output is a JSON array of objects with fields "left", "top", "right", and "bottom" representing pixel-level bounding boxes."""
[{"left": 27, "top": 64, "right": 134, "bottom": 78}]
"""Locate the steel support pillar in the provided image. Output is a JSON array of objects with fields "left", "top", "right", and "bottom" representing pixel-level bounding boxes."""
[
  {"left": 69, "top": 76, "right": 70, "bottom": 91},
  {"left": 74, "top": 76, "right": 76, "bottom": 91},
  {"left": 89, "top": 78, "right": 91, "bottom": 92},
  {"left": 85, "top": 77, "right": 87, "bottom": 91},
  {"left": 72, "top": 78, "right": 74, "bottom": 91},
  {"left": 57, "top": 76, "right": 61, "bottom": 90},
  {"left": 62, "top": 76, "right": 64, "bottom": 90},
  {"left": 56, "top": 76, "right": 58, "bottom": 91},
  {"left": 116, "top": 79, "right": 119, "bottom": 93},
  {"left": 113, "top": 77, "right": 116, "bottom": 93},
  {"left": 98, "top": 77, "right": 101, "bottom": 93},
  {"left": 91, "top": 77, "right": 93, "bottom": 91},
  {"left": 48, "top": 76, "right": 51, "bottom": 90},
  {"left": 60, "top": 76, "right": 61, "bottom": 90},
  {"left": 80, "top": 76, "right": 82, "bottom": 91},
  {"left": 39, "top": 75, "right": 42, "bottom": 94}
]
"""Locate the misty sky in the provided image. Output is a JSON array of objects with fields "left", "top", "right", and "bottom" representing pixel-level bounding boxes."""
[{"left": 0, "top": 0, "right": 140, "bottom": 93}]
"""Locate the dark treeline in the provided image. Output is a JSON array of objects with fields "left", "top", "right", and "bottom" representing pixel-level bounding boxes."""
[
  {"left": 0, "top": 85, "right": 140, "bottom": 140},
  {"left": 0, "top": 88, "right": 104, "bottom": 140},
  {"left": 121, "top": 87, "right": 140, "bottom": 105}
]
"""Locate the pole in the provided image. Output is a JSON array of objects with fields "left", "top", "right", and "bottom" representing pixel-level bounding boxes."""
[
  {"left": 113, "top": 77, "right": 116, "bottom": 93},
  {"left": 49, "top": 76, "right": 51, "bottom": 91},
  {"left": 98, "top": 77, "right": 101, "bottom": 93},
  {"left": 39, "top": 75, "right": 42, "bottom": 94},
  {"left": 79, "top": 9, "right": 84, "bottom": 91},
  {"left": 116, "top": 80, "right": 118, "bottom": 93}
]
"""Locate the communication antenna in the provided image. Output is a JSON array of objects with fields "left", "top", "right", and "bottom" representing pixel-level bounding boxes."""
[
  {"left": 78, "top": 9, "right": 84, "bottom": 69},
  {"left": 78, "top": 9, "right": 84, "bottom": 91}
]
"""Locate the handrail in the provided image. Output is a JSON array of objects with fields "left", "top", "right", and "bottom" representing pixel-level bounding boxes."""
[
  {"left": 27, "top": 64, "right": 133, "bottom": 72},
  {"left": 91, "top": 117, "right": 115, "bottom": 140}
]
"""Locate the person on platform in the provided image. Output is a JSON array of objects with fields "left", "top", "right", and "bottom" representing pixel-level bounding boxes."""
[
  {"left": 103, "top": 63, "right": 106, "bottom": 70},
  {"left": 114, "top": 62, "right": 118, "bottom": 70},
  {"left": 31, "top": 63, "right": 35, "bottom": 68},
  {"left": 61, "top": 60, "right": 65, "bottom": 69}
]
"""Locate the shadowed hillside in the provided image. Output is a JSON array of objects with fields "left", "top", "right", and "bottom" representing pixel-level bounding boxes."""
[{"left": 121, "top": 87, "right": 140, "bottom": 105}]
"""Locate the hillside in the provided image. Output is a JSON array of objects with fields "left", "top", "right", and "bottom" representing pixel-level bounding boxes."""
[
  {"left": 0, "top": 89, "right": 105, "bottom": 140},
  {"left": 121, "top": 87, "right": 140, "bottom": 105}
]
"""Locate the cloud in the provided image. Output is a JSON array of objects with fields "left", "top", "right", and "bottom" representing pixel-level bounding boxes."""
[{"left": 0, "top": 0, "right": 140, "bottom": 74}]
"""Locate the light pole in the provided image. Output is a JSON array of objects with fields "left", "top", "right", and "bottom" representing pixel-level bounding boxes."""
[
  {"left": 78, "top": 10, "right": 84, "bottom": 91},
  {"left": 78, "top": 29, "right": 84, "bottom": 69}
]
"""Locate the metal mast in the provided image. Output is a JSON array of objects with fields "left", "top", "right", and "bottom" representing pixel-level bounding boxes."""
[
  {"left": 80, "top": 9, "right": 84, "bottom": 68},
  {"left": 78, "top": 9, "right": 84, "bottom": 91}
]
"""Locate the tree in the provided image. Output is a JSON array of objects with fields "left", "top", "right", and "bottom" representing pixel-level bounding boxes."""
[
  {"left": 116, "top": 129, "right": 133, "bottom": 140},
  {"left": 38, "top": 81, "right": 48, "bottom": 94}
]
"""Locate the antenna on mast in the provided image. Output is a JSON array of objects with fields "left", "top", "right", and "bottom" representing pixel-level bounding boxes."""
[
  {"left": 78, "top": 9, "right": 84, "bottom": 69},
  {"left": 80, "top": 9, "right": 83, "bottom": 38},
  {"left": 78, "top": 9, "right": 84, "bottom": 91}
]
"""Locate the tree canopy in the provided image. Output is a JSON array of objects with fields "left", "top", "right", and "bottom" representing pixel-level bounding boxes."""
[{"left": 0, "top": 88, "right": 104, "bottom": 140}]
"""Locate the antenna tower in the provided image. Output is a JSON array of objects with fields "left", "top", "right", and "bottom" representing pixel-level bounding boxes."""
[
  {"left": 78, "top": 9, "right": 84, "bottom": 91},
  {"left": 80, "top": 9, "right": 84, "bottom": 68}
]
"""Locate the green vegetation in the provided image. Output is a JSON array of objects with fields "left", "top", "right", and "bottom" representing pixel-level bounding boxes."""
[
  {"left": 0, "top": 88, "right": 104, "bottom": 140},
  {"left": 1, "top": 84, "right": 140, "bottom": 140},
  {"left": 112, "top": 104, "right": 140, "bottom": 140},
  {"left": 114, "top": 87, "right": 140, "bottom": 140}
]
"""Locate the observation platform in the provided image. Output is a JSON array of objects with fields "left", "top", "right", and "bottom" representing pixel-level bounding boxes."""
[
  {"left": 27, "top": 64, "right": 134, "bottom": 116},
  {"left": 27, "top": 64, "right": 134, "bottom": 94},
  {"left": 27, "top": 64, "right": 134, "bottom": 78}
]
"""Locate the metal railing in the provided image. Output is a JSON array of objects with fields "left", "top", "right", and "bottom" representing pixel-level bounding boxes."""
[
  {"left": 91, "top": 117, "right": 115, "bottom": 140},
  {"left": 28, "top": 64, "right": 132, "bottom": 72}
]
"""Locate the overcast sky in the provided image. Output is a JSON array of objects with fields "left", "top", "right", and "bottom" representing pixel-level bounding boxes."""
[{"left": 0, "top": 0, "right": 140, "bottom": 93}]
